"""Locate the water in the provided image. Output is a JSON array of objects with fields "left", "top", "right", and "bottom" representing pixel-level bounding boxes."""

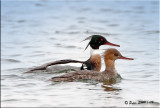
[{"left": 1, "top": 0, "right": 159, "bottom": 107}]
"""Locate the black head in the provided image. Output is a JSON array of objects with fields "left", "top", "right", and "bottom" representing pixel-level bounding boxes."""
[{"left": 84, "top": 35, "right": 120, "bottom": 50}]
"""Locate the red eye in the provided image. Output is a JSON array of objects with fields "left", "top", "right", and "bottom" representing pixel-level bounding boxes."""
[{"left": 101, "top": 38, "right": 103, "bottom": 41}]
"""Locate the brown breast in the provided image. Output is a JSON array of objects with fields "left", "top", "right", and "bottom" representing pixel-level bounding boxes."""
[{"left": 90, "top": 54, "right": 101, "bottom": 72}]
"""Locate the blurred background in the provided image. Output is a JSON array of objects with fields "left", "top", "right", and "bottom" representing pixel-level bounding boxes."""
[{"left": 1, "top": 0, "right": 159, "bottom": 107}]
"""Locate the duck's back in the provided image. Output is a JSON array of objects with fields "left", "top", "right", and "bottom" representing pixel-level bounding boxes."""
[{"left": 51, "top": 70, "right": 101, "bottom": 82}]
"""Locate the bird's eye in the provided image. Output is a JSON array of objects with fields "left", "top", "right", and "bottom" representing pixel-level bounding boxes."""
[
  {"left": 114, "top": 53, "right": 118, "bottom": 56},
  {"left": 100, "top": 38, "right": 103, "bottom": 41}
]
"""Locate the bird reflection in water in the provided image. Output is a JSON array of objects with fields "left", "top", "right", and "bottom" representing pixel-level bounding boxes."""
[{"left": 102, "top": 80, "right": 122, "bottom": 92}]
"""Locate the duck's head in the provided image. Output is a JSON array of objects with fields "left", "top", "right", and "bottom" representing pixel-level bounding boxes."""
[
  {"left": 104, "top": 48, "right": 134, "bottom": 61},
  {"left": 84, "top": 35, "right": 120, "bottom": 51}
]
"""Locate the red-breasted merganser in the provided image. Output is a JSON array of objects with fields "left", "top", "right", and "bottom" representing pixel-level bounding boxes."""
[
  {"left": 50, "top": 48, "right": 133, "bottom": 82},
  {"left": 26, "top": 35, "right": 119, "bottom": 73},
  {"left": 80, "top": 35, "right": 120, "bottom": 71}
]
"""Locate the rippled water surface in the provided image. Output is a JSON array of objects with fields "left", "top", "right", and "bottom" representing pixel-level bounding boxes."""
[{"left": 1, "top": 0, "right": 159, "bottom": 107}]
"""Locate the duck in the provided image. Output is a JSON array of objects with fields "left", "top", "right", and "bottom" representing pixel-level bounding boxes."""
[
  {"left": 50, "top": 48, "right": 133, "bottom": 82},
  {"left": 26, "top": 35, "right": 119, "bottom": 73},
  {"left": 80, "top": 35, "right": 120, "bottom": 71}
]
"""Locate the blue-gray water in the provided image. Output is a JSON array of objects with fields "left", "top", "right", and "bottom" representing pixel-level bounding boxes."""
[{"left": 1, "top": 0, "right": 159, "bottom": 107}]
